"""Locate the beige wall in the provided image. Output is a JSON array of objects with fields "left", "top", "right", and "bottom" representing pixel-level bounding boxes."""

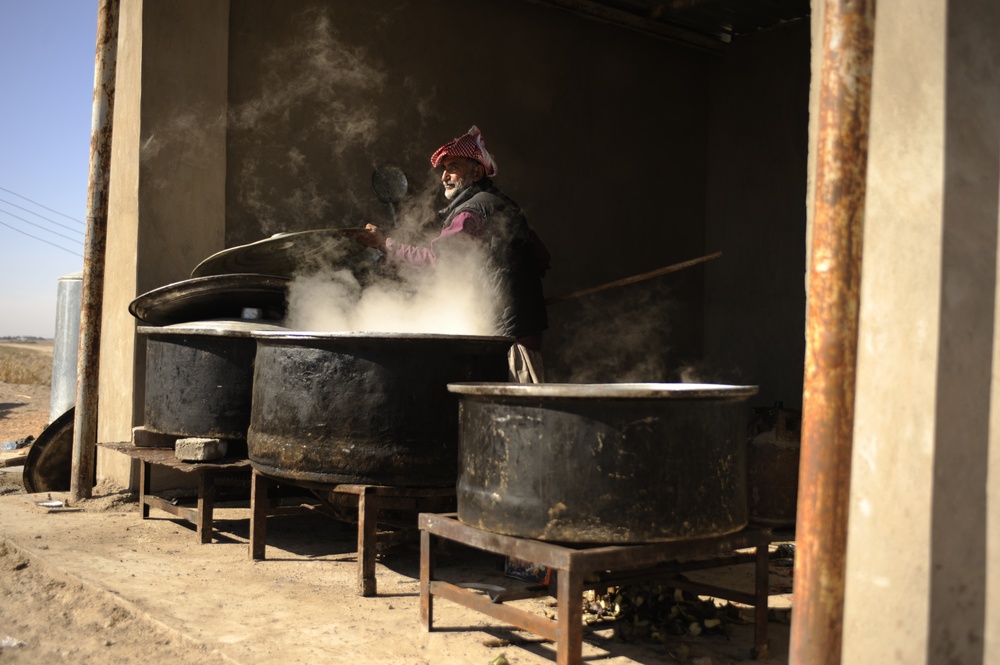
[
  {"left": 98, "top": 0, "right": 230, "bottom": 484},
  {"left": 843, "top": 0, "right": 1000, "bottom": 663}
]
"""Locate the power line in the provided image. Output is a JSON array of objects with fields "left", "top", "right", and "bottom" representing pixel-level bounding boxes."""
[
  {"left": 0, "top": 186, "right": 85, "bottom": 225},
  {"left": 0, "top": 197, "right": 86, "bottom": 236},
  {"left": 0, "top": 208, "right": 85, "bottom": 246},
  {"left": 0, "top": 219, "right": 83, "bottom": 258}
]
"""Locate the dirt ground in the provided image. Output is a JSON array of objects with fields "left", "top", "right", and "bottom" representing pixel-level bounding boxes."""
[
  {"left": 0, "top": 381, "right": 792, "bottom": 664},
  {"left": 1, "top": 381, "right": 229, "bottom": 663},
  {"left": 0, "top": 380, "right": 52, "bottom": 446}
]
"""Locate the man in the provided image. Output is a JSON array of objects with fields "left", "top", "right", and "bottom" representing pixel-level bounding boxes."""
[{"left": 360, "top": 126, "right": 549, "bottom": 382}]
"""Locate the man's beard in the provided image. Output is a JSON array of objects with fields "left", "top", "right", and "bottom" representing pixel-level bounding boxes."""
[{"left": 443, "top": 175, "right": 472, "bottom": 200}]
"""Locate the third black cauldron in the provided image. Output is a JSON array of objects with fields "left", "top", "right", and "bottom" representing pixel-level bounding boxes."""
[{"left": 449, "top": 382, "right": 758, "bottom": 543}]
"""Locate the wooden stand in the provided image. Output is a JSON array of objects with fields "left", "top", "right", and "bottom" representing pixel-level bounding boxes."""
[
  {"left": 249, "top": 469, "right": 455, "bottom": 596},
  {"left": 99, "top": 443, "right": 251, "bottom": 544},
  {"left": 419, "top": 513, "right": 773, "bottom": 664}
]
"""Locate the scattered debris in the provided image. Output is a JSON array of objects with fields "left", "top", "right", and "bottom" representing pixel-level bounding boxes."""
[
  {"left": 586, "top": 583, "right": 733, "bottom": 645},
  {"left": 489, "top": 654, "right": 509, "bottom": 665},
  {"left": 0, "top": 635, "right": 27, "bottom": 649},
  {"left": 0, "top": 435, "right": 34, "bottom": 451},
  {"left": 773, "top": 543, "right": 795, "bottom": 566}
]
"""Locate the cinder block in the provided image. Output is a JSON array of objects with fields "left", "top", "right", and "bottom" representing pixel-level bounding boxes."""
[{"left": 175, "top": 437, "right": 228, "bottom": 461}]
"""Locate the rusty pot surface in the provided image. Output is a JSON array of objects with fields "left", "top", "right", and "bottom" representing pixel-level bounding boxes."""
[
  {"left": 140, "top": 320, "right": 286, "bottom": 440},
  {"left": 247, "top": 332, "right": 511, "bottom": 486},
  {"left": 449, "top": 382, "right": 758, "bottom": 543}
]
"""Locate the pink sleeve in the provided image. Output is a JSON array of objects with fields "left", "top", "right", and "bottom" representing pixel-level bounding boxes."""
[
  {"left": 437, "top": 211, "right": 485, "bottom": 239},
  {"left": 385, "top": 237, "right": 436, "bottom": 266},
  {"left": 385, "top": 211, "right": 485, "bottom": 267}
]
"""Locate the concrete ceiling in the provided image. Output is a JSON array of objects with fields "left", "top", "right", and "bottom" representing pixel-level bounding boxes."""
[{"left": 528, "top": 0, "right": 811, "bottom": 52}]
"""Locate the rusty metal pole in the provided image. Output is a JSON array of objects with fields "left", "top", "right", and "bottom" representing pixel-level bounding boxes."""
[
  {"left": 71, "top": 0, "right": 119, "bottom": 502},
  {"left": 789, "top": 1, "right": 875, "bottom": 663}
]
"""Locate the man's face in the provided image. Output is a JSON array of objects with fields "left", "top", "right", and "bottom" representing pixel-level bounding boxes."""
[{"left": 440, "top": 156, "right": 482, "bottom": 200}]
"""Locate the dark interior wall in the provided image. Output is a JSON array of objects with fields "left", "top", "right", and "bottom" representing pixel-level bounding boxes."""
[
  {"left": 225, "top": 0, "right": 716, "bottom": 381},
  {"left": 703, "top": 23, "right": 810, "bottom": 409}
]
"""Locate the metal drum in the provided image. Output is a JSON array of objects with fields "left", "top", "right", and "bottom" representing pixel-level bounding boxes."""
[
  {"left": 139, "top": 320, "right": 286, "bottom": 439},
  {"left": 247, "top": 332, "right": 511, "bottom": 486},
  {"left": 450, "top": 382, "right": 758, "bottom": 543}
]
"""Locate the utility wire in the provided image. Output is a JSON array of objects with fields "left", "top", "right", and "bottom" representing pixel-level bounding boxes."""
[
  {"left": 0, "top": 208, "right": 84, "bottom": 246},
  {"left": 0, "top": 219, "right": 83, "bottom": 258},
  {"left": 0, "top": 197, "right": 86, "bottom": 236},
  {"left": 0, "top": 186, "right": 85, "bottom": 225}
]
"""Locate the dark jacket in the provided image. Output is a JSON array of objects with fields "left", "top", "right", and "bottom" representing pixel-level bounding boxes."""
[{"left": 437, "top": 179, "right": 549, "bottom": 339}]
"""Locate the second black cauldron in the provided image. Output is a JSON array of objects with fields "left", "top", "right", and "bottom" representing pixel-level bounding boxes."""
[{"left": 247, "top": 331, "right": 511, "bottom": 487}]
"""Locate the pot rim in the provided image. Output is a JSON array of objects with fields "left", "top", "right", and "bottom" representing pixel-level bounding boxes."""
[
  {"left": 251, "top": 330, "right": 513, "bottom": 343},
  {"left": 138, "top": 319, "right": 288, "bottom": 337},
  {"left": 448, "top": 382, "right": 759, "bottom": 399}
]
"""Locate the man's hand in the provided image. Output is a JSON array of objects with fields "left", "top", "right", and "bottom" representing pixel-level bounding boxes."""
[{"left": 345, "top": 224, "right": 387, "bottom": 249}]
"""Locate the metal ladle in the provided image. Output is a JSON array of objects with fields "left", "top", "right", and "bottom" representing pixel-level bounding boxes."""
[{"left": 371, "top": 165, "right": 408, "bottom": 227}]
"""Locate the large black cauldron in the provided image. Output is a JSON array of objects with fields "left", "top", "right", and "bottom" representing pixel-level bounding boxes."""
[
  {"left": 247, "top": 332, "right": 511, "bottom": 486},
  {"left": 449, "top": 382, "right": 758, "bottom": 543},
  {"left": 140, "top": 320, "right": 286, "bottom": 439}
]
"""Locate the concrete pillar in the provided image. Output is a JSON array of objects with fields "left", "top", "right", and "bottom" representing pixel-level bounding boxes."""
[
  {"left": 98, "top": 0, "right": 229, "bottom": 483},
  {"left": 842, "top": 0, "right": 1000, "bottom": 662}
]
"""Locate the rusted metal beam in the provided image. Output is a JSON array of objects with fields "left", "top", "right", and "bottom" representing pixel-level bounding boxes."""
[
  {"left": 790, "top": 1, "right": 875, "bottom": 664},
  {"left": 71, "top": 0, "right": 119, "bottom": 502}
]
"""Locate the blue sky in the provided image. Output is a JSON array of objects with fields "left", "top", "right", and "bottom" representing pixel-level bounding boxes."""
[{"left": 0, "top": 1, "right": 96, "bottom": 337}]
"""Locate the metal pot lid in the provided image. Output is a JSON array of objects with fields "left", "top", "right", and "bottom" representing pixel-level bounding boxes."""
[
  {"left": 448, "top": 382, "right": 760, "bottom": 400},
  {"left": 138, "top": 319, "right": 289, "bottom": 338},
  {"left": 129, "top": 274, "right": 290, "bottom": 326},
  {"left": 190, "top": 228, "right": 375, "bottom": 279},
  {"left": 22, "top": 407, "right": 75, "bottom": 494}
]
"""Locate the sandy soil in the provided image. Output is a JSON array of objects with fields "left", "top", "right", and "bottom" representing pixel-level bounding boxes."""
[
  {"left": 1, "top": 383, "right": 231, "bottom": 663},
  {"left": 0, "top": 381, "right": 51, "bottom": 445},
  {"left": 0, "top": 540, "right": 230, "bottom": 664}
]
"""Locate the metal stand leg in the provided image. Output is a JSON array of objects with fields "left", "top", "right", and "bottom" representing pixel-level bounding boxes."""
[
  {"left": 358, "top": 486, "right": 377, "bottom": 596},
  {"left": 197, "top": 470, "right": 216, "bottom": 544},
  {"left": 754, "top": 542, "right": 770, "bottom": 660},
  {"left": 556, "top": 568, "right": 584, "bottom": 665},
  {"left": 250, "top": 469, "right": 271, "bottom": 560},
  {"left": 420, "top": 529, "right": 434, "bottom": 631},
  {"left": 139, "top": 460, "right": 152, "bottom": 519}
]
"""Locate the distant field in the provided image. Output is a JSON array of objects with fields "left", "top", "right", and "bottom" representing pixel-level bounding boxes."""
[{"left": 0, "top": 340, "right": 54, "bottom": 386}]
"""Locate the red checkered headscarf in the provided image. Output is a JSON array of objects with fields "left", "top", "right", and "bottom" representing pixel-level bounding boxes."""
[{"left": 430, "top": 125, "right": 498, "bottom": 177}]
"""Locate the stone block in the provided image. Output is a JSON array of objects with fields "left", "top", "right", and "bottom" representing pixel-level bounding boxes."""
[{"left": 175, "top": 437, "right": 227, "bottom": 461}]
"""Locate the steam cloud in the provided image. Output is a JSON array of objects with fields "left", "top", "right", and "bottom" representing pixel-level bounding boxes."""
[
  {"left": 229, "top": 7, "right": 388, "bottom": 235},
  {"left": 285, "top": 236, "right": 501, "bottom": 336},
  {"left": 555, "top": 281, "right": 675, "bottom": 383}
]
